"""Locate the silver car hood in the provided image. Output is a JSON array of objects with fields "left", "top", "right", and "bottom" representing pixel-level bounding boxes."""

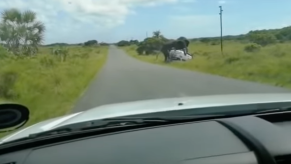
[{"left": 1, "top": 93, "right": 291, "bottom": 144}]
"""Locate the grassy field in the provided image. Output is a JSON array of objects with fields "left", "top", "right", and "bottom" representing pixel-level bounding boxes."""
[
  {"left": 0, "top": 46, "right": 108, "bottom": 128},
  {"left": 123, "top": 41, "right": 291, "bottom": 89}
]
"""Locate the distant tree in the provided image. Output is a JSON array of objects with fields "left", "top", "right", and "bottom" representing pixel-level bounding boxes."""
[
  {"left": 129, "top": 40, "right": 139, "bottom": 45},
  {"left": 99, "top": 42, "right": 109, "bottom": 46},
  {"left": 153, "top": 31, "right": 161, "bottom": 38},
  {"left": 200, "top": 38, "right": 211, "bottom": 43},
  {"left": 136, "top": 46, "right": 144, "bottom": 55},
  {"left": 84, "top": 40, "right": 98, "bottom": 46},
  {"left": 161, "top": 36, "right": 171, "bottom": 42},
  {"left": 45, "top": 43, "right": 69, "bottom": 47},
  {"left": 177, "top": 36, "right": 187, "bottom": 41},
  {"left": 247, "top": 33, "right": 277, "bottom": 46},
  {"left": 138, "top": 36, "right": 166, "bottom": 55},
  {"left": 117, "top": 40, "right": 130, "bottom": 46}
]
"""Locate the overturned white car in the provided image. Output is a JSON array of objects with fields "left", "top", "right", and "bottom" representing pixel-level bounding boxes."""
[{"left": 169, "top": 49, "right": 193, "bottom": 61}]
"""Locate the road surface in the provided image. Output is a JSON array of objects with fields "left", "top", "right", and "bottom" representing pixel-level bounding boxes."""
[{"left": 72, "top": 45, "right": 291, "bottom": 112}]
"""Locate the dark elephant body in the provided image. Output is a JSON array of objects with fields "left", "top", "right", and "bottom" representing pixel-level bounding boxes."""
[{"left": 161, "top": 39, "right": 190, "bottom": 62}]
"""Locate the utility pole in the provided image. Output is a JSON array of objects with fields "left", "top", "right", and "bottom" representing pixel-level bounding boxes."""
[
  {"left": 219, "top": 6, "right": 224, "bottom": 55},
  {"left": 146, "top": 32, "right": 148, "bottom": 38}
]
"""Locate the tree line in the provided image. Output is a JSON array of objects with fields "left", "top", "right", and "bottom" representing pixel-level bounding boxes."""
[
  {"left": 116, "top": 31, "right": 179, "bottom": 55},
  {"left": 194, "top": 26, "right": 291, "bottom": 46},
  {"left": 116, "top": 26, "right": 291, "bottom": 55},
  {"left": 44, "top": 40, "right": 110, "bottom": 47}
]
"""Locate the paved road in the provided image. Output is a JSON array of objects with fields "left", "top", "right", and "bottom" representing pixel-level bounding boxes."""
[{"left": 72, "top": 45, "right": 291, "bottom": 112}]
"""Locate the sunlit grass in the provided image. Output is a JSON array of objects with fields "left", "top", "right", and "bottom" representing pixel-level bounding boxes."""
[
  {"left": 0, "top": 46, "right": 108, "bottom": 127},
  {"left": 123, "top": 41, "right": 291, "bottom": 89}
]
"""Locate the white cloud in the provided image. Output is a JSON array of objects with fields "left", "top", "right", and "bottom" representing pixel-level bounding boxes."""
[
  {"left": 218, "top": 0, "right": 226, "bottom": 4},
  {"left": 180, "top": 0, "right": 196, "bottom": 3},
  {"left": 164, "top": 15, "right": 220, "bottom": 38},
  {"left": 173, "top": 6, "right": 192, "bottom": 12},
  {"left": 169, "top": 15, "right": 218, "bottom": 27},
  {"left": 0, "top": 0, "right": 190, "bottom": 43}
]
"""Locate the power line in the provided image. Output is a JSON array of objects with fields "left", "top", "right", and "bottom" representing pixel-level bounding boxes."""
[{"left": 219, "top": 6, "right": 224, "bottom": 55}]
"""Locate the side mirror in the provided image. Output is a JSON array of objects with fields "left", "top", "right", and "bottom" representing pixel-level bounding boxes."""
[{"left": 0, "top": 103, "right": 29, "bottom": 130}]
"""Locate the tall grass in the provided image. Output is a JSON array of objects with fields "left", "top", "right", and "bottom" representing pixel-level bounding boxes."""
[
  {"left": 0, "top": 46, "right": 108, "bottom": 126},
  {"left": 123, "top": 41, "right": 291, "bottom": 89}
]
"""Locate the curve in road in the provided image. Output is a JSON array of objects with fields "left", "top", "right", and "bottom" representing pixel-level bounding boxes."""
[{"left": 72, "top": 45, "right": 291, "bottom": 112}]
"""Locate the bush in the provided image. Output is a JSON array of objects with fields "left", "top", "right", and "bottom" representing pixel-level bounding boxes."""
[
  {"left": 99, "top": 42, "right": 109, "bottom": 46},
  {"left": 247, "top": 33, "right": 277, "bottom": 46},
  {"left": 136, "top": 46, "right": 144, "bottom": 55},
  {"left": 200, "top": 38, "right": 211, "bottom": 43},
  {"left": 84, "top": 40, "right": 98, "bottom": 46},
  {"left": 244, "top": 43, "right": 261, "bottom": 52},
  {"left": 117, "top": 40, "right": 130, "bottom": 46},
  {"left": 0, "top": 71, "right": 19, "bottom": 99},
  {"left": 211, "top": 42, "right": 219, "bottom": 45},
  {"left": 135, "top": 37, "right": 165, "bottom": 55}
]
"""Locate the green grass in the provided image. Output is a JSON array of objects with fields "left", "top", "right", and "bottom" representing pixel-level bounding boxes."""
[
  {"left": 0, "top": 46, "right": 108, "bottom": 128},
  {"left": 123, "top": 41, "right": 291, "bottom": 89}
]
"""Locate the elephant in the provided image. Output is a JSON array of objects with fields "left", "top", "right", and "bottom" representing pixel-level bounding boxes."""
[{"left": 160, "top": 39, "right": 190, "bottom": 62}]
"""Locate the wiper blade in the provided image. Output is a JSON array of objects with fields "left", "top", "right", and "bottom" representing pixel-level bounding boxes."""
[
  {"left": 102, "top": 114, "right": 225, "bottom": 122},
  {"left": 254, "top": 106, "right": 291, "bottom": 114},
  {"left": 21, "top": 114, "right": 226, "bottom": 139},
  {"left": 26, "top": 118, "right": 172, "bottom": 139},
  {"left": 81, "top": 114, "right": 227, "bottom": 130},
  {"left": 3, "top": 114, "right": 225, "bottom": 144}
]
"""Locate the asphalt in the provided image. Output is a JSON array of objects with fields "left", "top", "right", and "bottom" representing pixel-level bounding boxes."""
[{"left": 71, "top": 45, "right": 291, "bottom": 112}]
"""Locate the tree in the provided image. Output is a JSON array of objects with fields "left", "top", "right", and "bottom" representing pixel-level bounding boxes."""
[
  {"left": 52, "top": 46, "right": 69, "bottom": 62},
  {"left": 153, "top": 30, "right": 161, "bottom": 38},
  {"left": 129, "top": 39, "right": 139, "bottom": 45},
  {"left": 117, "top": 40, "right": 130, "bottom": 46},
  {"left": 177, "top": 36, "right": 187, "bottom": 41},
  {"left": 136, "top": 36, "right": 165, "bottom": 55},
  {"left": 0, "top": 8, "right": 45, "bottom": 56},
  {"left": 247, "top": 33, "right": 277, "bottom": 46},
  {"left": 200, "top": 38, "right": 211, "bottom": 43},
  {"left": 84, "top": 40, "right": 98, "bottom": 46},
  {"left": 99, "top": 42, "right": 109, "bottom": 46},
  {"left": 45, "top": 43, "right": 68, "bottom": 47}
]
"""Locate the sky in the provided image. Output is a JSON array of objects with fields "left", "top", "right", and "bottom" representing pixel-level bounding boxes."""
[{"left": 0, "top": 0, "right": 290, "bottom": 44}]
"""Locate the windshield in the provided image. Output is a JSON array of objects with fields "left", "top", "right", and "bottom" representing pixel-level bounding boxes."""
[{"left": 0, "top": 0, "right": 291, "bottom": 138}]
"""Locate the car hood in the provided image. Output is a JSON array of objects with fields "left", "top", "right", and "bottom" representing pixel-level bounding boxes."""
[{"left": 2, "top": 93, "right": 291, "bottom": 144}]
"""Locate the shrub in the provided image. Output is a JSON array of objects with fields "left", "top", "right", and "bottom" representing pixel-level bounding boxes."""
[
  {"left": 136, "top": 46, "right": 144, "bottom": 55},
  {"left": 244, "top": 43, "right": 261, "bottom": 52},
  {"left": 0, "top": 71, "right": 19, "bottom": 99}
]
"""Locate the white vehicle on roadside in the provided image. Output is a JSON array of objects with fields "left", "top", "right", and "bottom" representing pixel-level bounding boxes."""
[{"left": 169, "top": 49, "right": 193, "bottom": 61}]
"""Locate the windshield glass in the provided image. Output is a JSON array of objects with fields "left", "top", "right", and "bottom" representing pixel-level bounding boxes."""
[{"left": 0, "top": 0, "right": 291, "bottom": 138}]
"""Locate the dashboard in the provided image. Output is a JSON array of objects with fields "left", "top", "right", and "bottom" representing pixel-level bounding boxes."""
[{"left": 2, "top": 111, "right": 291, "bottom": 164}]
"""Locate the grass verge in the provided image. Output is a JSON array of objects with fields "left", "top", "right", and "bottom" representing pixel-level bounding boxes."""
[
  {"left": 122, "top": 41, "right": 291, "bottom": 89},
  {"left": 0, "top": 46, "right": 108, "bottom": 128}
]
